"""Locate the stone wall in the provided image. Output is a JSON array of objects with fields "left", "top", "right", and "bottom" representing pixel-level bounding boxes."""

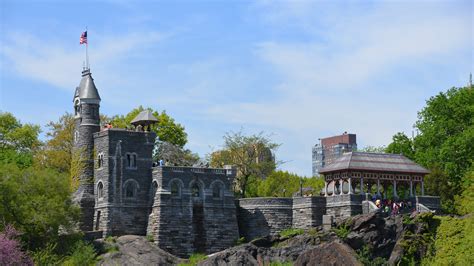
[
  {"left": 414, "top": 196, "right": 441, "bottom": 213},
  {"left": 325, "top": 194, "right": 363, "bottom": 222},
  {"left": 93, "top": 129, "right": 156, "bottom": 236},
  {"left": 292, "top": 196, "right": 326, "bottom": 228},
  {"left": 237, "top": 198, "right": 293, "bottom": 241},
  {"left": 147, "top": 166, "right": 239, "bottom": 258}
]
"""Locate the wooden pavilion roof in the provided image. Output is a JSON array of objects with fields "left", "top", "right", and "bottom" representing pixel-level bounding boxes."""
[{"left": 319, "top": 152, "right": 430, "bottom": 175}]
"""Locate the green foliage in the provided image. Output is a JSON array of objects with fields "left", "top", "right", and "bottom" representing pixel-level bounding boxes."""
[
  {"left": 34, "top": 113, "right": 74, "bottom": 174},
  {"left": 0, "top": 163, "right": 80, "bottom": 250},
  {"left": 62, "top": 241, "right": 97, "bottom": 266},
  {"left": 269, "top": 261, "right": 293, "bottom": 266},
  {"left": 210, "top": 131, "right": 279, "bottom": 197},
  {"left": 333, "top": 224, "right": 350, "bottom": 240},
  {"left": 279, "top": 228, "right": 304, "bottom": 238},
  {"left": 234, "top": 237, "right": 246, "bottom": 246},
  {"left": 258, "top": 171, "right": 300, "bottom": 197},
  {"left": 385, "top": 132, "right": 415, "bottom": 160},
  {"left": 178, "top": 253, "right": 207, "bottom": 266},
  {"left": 423, "top": 215, "right": 474, "bottom": 265},
  {"left": 110, "top": 106, "right": 188, "bottom": 147},
  {"left": 414, "top": 87, "right": 474, "bottom": 209},
  {"left": 146, "top": 234, "right": 154, "bottom": 242},
  {"left": 455, "top": 168, "right": 474, "bottom": 215},
  {"left": 358, "top": 146, "right": 386, "bottom": 153},
  {"left": 0, "top": 112, "right": 41, "bottom": 168},
  {"left": 399, "top": 213, "right": 437, "bottom": 265},
  {"left": 356, "top": 245, "right": 387, "bottom": 266},
  {"left": 31, "top": 243, "right": 63, "bottom": 265}
]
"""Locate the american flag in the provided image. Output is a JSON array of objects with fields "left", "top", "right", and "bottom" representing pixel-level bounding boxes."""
[{"left": 80, "top": 31, "right": 87, "bottom": 45}]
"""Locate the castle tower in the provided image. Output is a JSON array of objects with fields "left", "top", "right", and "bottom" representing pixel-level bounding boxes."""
[{"left": 72, "top": 68, "right": 101, "bottom": 231}]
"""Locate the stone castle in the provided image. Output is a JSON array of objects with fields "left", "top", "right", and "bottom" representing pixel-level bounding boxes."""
[{"left": 72, "top": 69, "right": 440, "bottom": 257}]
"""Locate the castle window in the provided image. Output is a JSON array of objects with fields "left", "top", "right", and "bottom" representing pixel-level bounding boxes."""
[
  {"left": 126, "top": 153, "right": 137, "bottom": 169},
  {"left": 152, "top": 180, "right": 158, "bottom": 196},
  {"left": 97, "top": 153, "right": 104, "bottom": 168},
  {"left": 74, "top": 131, "right": 79, "bottom": 143},
  {"left": 97, "top": 182, "right": 104, "bottom": 199},
  {"left": 191, "top": 183, "right": 200, "bottom": 197},
  {"left": 212, "top": 184, "right": 222, "bottom": 199},
  {"left": 124, "top": 180, "right": 139, "bottom": 198},
  {"left": 170, "top": 181, "right": 181, "bottom": 197}
]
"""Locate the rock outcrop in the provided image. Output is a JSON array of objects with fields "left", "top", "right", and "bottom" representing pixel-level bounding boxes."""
[{"left": 97, "top": 235, "right": 184, "bottom": 266}]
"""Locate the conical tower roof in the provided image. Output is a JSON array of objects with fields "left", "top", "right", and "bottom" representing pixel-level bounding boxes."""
[{"left": 75, "top": 69, "right": 101, "bottom": 100}]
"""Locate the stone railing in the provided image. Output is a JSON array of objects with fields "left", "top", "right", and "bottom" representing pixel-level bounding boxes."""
[{"left": 154, "top": 166, "right": 232, "bottom": 175}]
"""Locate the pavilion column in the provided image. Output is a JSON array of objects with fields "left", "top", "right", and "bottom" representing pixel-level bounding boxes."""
[
  {"left": 324, "top": 181, "right": 328, "bottom": 196},
  {"left": 393, "top": 179, "right": 398, "bottom": 198},
  {"left": 348, "top": 178, "right": 353, "bottom": 194},
  {"left": 377, "top": 178, "right": 381, "bottom": 197},
  {"left": 409, "top": 177, "right": 413, "bottom": 197},
  {"left": 421, "top": 180, "right": 425, "bottom": 196},
  {"left": 332, "top": 180, "right": 336, "bottom": 196},
  {"left": 360, "top": 177, "right": 364, "bottom": 195},
  {"left": 339, "top": 179, "right": 343, "bottom": 195}
]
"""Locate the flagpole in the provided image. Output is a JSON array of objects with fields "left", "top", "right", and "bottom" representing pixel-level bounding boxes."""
[{"left": 86, "top": 27, "right": 89, "bottom": 70}]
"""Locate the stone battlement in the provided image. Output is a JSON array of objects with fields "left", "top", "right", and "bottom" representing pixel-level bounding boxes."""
[{"left": 153, "top": 166, "right": 235, "bottom": 176}]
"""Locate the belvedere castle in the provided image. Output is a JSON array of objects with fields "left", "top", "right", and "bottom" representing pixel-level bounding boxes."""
[{"left": 72, "top": 69, "right": 440, "bottom": 257}]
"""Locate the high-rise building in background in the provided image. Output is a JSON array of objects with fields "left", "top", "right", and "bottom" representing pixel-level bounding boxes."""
[{"left": 312, "top": 132, "right": 357, "bottom": 176}]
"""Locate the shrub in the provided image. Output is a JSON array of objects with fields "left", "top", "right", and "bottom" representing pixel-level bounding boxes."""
[
  {"left": 279, "top": 228, "right": 304, "bottom": 238},
  {"left": 0, "top": 225, "right": 33, "bottom": 265},
  {"left": 333, "top": 224, "right": 350, "bottom": 240},
  {"left": 146, "top": 234, "right": 154, "bottom": 242},
  {"left": 62, "top": 241, "right": 97, "bottom": 266},
  {"left": 234, "top": 237, "right": 246, "bottom": 246},
  {"left": 178, "top": 253, "right": 207, "bottom": 266}
]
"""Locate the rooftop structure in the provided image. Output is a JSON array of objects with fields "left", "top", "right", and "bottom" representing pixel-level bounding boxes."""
[{"left": 312, "top": 132, "right": 357, "bottom": 176}]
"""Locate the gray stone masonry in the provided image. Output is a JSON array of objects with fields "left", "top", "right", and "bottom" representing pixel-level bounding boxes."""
[
  {"left": 292, "top": 196, "right": 326, "bottom": 228},
  {"left": 93, "top": 129, "right": 156, "bottom": 236},
  {"left": 237, "top": 198, "right": 293, "bottom": 241},
  {"left": 147, "top": 166, "right": 239, "bottom": 258},
  {"left": 325, "top": 194, "right": 364, "bottom": 222}
]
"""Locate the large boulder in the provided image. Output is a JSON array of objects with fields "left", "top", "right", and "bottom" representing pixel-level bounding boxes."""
[
  {"left": 97, "top": 235, "right": 184, "bottom": 266},
  {"left": 294, "top": 241, "right": 361, "bottom": 266}
]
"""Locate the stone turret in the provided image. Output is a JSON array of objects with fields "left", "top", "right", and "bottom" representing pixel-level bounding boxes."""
[{"left": 73, "top": 68, "right": 101, "bottom": 231}]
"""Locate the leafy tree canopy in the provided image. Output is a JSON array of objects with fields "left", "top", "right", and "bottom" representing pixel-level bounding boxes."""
[
  {"left": 0, "top": 112, "right": 41, "bottom": 168},
  {"left": 0, "top": 163, "right": 80, "bottom": 250},
  {"left": 209, "top": 131, "right": 279, "bottom": 197},
  {"left": 385, "top": 132, "right": 415, "bottom": 160},
  {"left": 110, "top": 106, "right": 187, "bottom": 148}
]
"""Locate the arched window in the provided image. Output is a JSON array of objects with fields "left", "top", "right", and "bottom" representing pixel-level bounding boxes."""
[
  {"left": 171, "top": 181, "right": 181, "bottom": 197},
  {"left": 97, "top": 153, "right": 104, "bottom": 168},
  {"left": 124, "top": 180, "right": 139, "bottom": 198},
  {"left": 97, "top": 182, "right": 104, "bottom": 199},
  {"left": 191, "top": 183, "right": 200, "bottom": 197},
  {"left": 212, "top": 184, "right": 222, "bottom": 199}
]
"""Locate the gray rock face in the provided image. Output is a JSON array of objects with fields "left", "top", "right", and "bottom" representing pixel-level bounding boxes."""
[
  {"left": 340, "top": 212, "right": 403, "bottom": 258},
  {"left": 295, "top": 241, "right": 361, "bottom": 266},
  {"left": 97, "top": 235, "right": 184, "bottom": 266}
]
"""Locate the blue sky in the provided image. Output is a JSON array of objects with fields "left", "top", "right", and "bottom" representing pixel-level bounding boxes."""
[{"left": 1, "top": 0, "right": 472, "bottom": 176}]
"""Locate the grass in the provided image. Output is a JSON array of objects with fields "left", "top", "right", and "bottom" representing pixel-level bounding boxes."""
[
  {"left": 178, "top": 253, "right": 207, "bottom": 266},
  {"left": 279, "top": 228, "right": 305, "bottom": 238}
]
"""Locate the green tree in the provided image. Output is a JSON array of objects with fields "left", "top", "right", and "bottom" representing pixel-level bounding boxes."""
[
  {"left": 35, "top": 113, "right": 75, "bottom": 173},
  {"left": 110, "top": 106, "right": 187, "bottom": 147},
  {"left": 210, "top": 131, "right": 279, "bottom": 197},
  {"left": 358, "top": 146, "right": 386, "bottom": 153},
  {"left": 385, "top": 132, "right": 415, "bottom": 159},
  {"left": 0, "top": 112, "right": 41, "bottom": 168},
  {"left": 258, "top": 171, "right": 300, "bottom": 197},
  {"left": 413, "top": 86, "right": 474, "bottom": 208},
  {"left": 154, "top": 141, "right": 200, "bottom": 166},
  {"left": 0, "top": 163, "right": 80, "bottom": 250}
]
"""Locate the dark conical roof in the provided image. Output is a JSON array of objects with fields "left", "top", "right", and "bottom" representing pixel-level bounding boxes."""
[
  {"left": 131, "top": 110, "right": 158, "bottom": 126},
  {"left": 75, "top": 69, "right": 101, "bottom": 100}
]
